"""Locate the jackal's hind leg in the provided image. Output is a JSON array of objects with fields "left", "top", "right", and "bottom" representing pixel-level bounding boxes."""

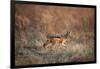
[{"left": 43, "top": 40, "right": 52, "bottom": 48}]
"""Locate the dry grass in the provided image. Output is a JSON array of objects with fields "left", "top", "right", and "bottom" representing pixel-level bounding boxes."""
[
  {"left": 15, "top": 32, "right": 95, "bottom": 65},
  {"left": 15, "top": 4, "right": 95, "bottom": 66}
]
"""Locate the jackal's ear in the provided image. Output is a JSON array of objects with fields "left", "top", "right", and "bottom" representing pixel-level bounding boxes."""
[
  {"left": 66, "top": 31, "right": 70, "bottom": 35},
  {"left": 65, "top": 31, "right": 70, "bottom": 38},
  {"left": 68, "top": 32, "right": 70, "bottom": 35}
]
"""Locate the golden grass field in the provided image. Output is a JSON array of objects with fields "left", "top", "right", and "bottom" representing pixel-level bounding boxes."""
[{"left": 15, "top": 4, "right": 95, "bottom": 66}]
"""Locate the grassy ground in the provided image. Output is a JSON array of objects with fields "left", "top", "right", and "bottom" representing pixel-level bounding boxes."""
[
  {"left": 15, "top": 32, "right": 95, "bottom": 66},
  {"left": 15, "top": 4, "right": 95, "bottom": 66}
]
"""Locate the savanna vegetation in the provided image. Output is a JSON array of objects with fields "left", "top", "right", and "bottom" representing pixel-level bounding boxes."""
[{"left": 15, "top": 4, "right": 95, "bottom": 65}]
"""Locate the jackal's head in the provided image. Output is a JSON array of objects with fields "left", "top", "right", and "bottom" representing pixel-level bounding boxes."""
[{"left": 64, "top": 32, "right": 70, "bottom": 38}]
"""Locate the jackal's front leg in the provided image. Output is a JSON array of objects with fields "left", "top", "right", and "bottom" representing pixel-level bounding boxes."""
[{"left": 61, "top": 39, "right": 67, "bottom": 46}]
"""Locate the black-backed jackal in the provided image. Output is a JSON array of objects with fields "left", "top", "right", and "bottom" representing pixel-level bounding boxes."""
[{"left": 43, "top": 32, "right": 70, "bottom": 48}]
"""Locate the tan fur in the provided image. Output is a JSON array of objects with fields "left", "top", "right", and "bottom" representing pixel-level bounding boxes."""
[{"left": 43, "top": 38, "right": 66, "bottom": 48}]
